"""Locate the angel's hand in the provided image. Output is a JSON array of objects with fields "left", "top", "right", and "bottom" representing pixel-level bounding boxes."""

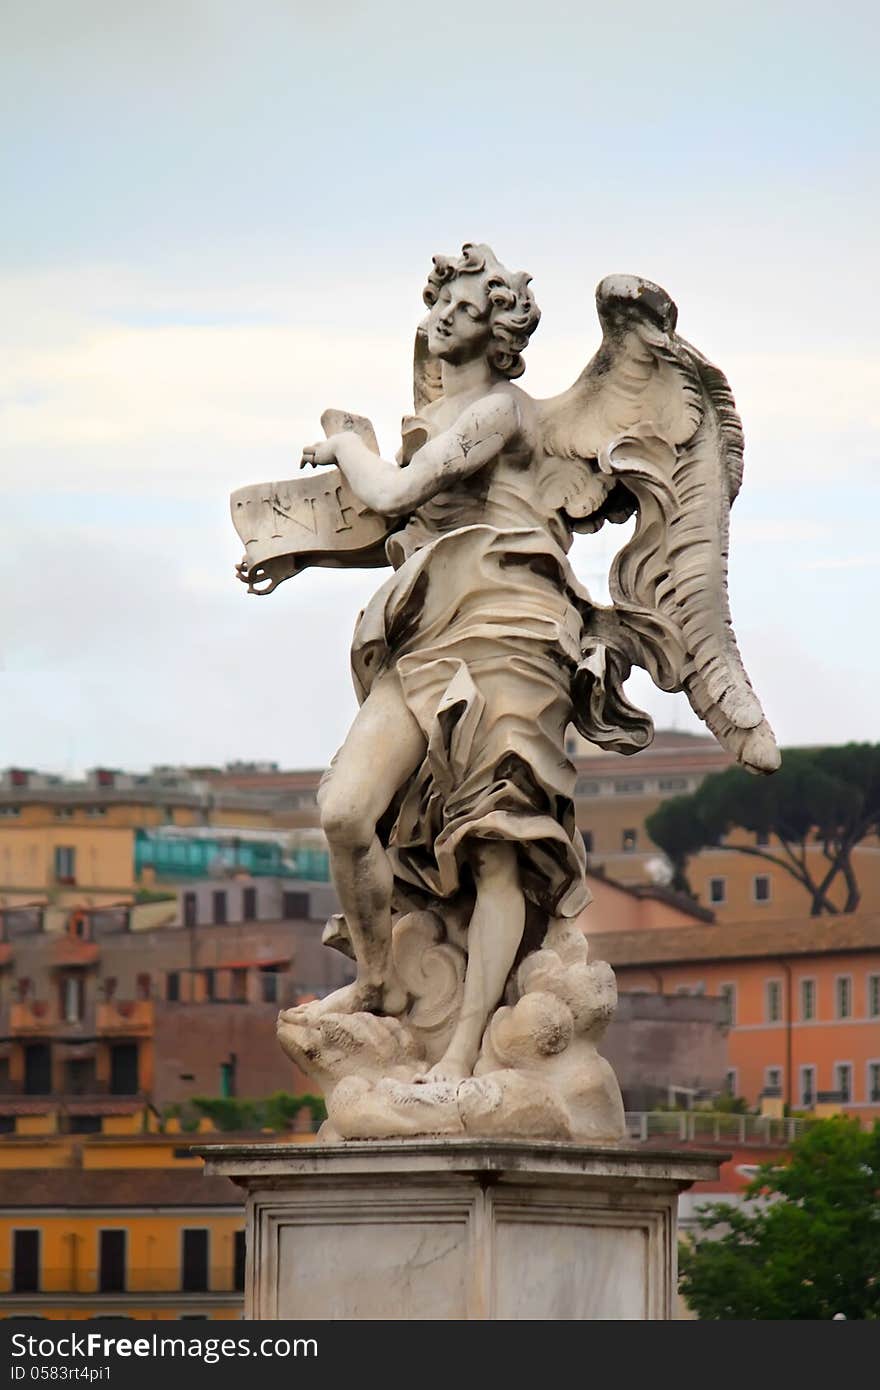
[{"left": 300, "top": 438, "right": 338, "bottom": 470}]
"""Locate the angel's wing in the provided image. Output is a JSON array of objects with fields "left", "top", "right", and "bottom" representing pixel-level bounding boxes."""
[
  {"left": 537, "top": 275, "right": 779, "bottom": 775},
  {"left": 413, "top": 320, "right": 443, "bottom": 413}
]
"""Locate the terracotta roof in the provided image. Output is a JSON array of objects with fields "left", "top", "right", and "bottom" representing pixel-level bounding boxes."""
[
  {"left": 64, "top": 1099, "right": 145, "bottom": 1116},
  {"left": 199, "top": 769, "right": 323, "bottom": 789},
  {"left": 0, "top": 1098, "right": 144, "bottom": 1116},
  {"left": 573, "top": 747, "right": 732, "bottom": 780},
  {"left": 0, "top": 1098, "right": 67, "bottom": 1115},
  {"left": 589, "top": 911, "right": 880, "bottom": 967},
  {"left": 586, "top": 867, "right": 714, "bottom": 923},
  {"left": 0, "top": 1169, "right": 242, "bottom": 1208},
  {"left": 218, "top": 955, "right": 291, "bottom": 970},
  {"left": 0, "top": 785, "right": 282, "bottom": 812}
]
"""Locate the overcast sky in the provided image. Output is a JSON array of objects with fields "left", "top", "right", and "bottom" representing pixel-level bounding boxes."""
[{"left": 2, "top": 0, "right": 877, "bottom": 775}]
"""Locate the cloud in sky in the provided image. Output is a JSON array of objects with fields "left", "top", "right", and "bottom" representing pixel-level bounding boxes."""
[{"left": 1, "top": 0, "right": 878, "bottom": 773}]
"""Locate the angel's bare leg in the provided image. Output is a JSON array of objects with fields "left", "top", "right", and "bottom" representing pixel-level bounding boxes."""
[
  {"left": 310, "top": 671, "right": 426, "bottom": 1016},
  {"left": 420, "top": 841, "right": 525, "bottom": 1082}
]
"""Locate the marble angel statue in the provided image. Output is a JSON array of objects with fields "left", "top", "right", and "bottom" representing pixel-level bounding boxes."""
[{"left": 231, "top": 243, "right": 779, "bottom": 1142}]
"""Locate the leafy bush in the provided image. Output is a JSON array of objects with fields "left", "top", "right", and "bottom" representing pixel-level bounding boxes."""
[{"left": 187, "top": 1091, "right": 327, "bottom": 1132}]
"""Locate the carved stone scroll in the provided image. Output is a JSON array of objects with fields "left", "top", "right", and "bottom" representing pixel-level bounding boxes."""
[{"left": 232, "top": 411, "right": 393, "bottom": 594}]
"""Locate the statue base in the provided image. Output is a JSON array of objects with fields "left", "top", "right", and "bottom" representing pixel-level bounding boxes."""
[{"left": 200, "top": 1138, "right": 721, "bottom": 1320}]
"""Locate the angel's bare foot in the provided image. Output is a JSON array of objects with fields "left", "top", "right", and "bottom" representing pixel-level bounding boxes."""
[
  {"left": 415, "top": 1053, "right": 472, "bottom": 1084},
  {"left": 279, "top": 974, "right": 407, "bottom": 1022}
]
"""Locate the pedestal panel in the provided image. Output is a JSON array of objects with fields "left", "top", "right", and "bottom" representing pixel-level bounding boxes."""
[{"left": 200, "top": 1139, "right": 721, "bottom": 1321}]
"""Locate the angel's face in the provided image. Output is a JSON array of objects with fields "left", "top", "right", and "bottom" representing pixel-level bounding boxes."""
[{"left": 425, "top": 276, "right": 493, "bottom": 364}]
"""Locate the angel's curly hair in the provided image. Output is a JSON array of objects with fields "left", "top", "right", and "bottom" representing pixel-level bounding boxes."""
[{"left": 422, "top": 242, "right": 540, "bottom": 380}]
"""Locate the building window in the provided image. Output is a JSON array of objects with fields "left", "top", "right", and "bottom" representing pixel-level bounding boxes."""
[
  {"left": 282, "top": 891, "right": 308, "bottom": 920},
  {"left": 709, "top": 877, "right": 726, "bottom": 905},
  {"left": 54, "top": 845, "right": 76, "bottom": 883},
  {"left": 110, "top": 1043, "right": 139, "bottom": 1096},
  {"left": 724, "top": 1068, "right": 737, "bottom": 1096},
  {"left": 868, "top": 1062, "right": 880, "bottom": 1103},
  {"left": 12, "top": 1229, "right": 40, "bottom": 1293},
  {"left": 836, "top": 976, "right": 852, "bottom": 1020},
  {"left": 658, "top": 778, "right": 688, "bottom": 792},
  {"left": 801, "top": 978, "right": 816, "bottom": 1021},
  {"left": 621, "top": 829, "right": 638, "bottom": 853},
  {"left": 212, "top": 891, "right": 227, "bottom": 925},
  {"left": 24, "top": 1043, "right": 51, "bottom": 1095},
  {"left": 220, "top": 1056, "right": 237, "bottom": 1098},
  {"left": 182, "top": 1229, "right": 209, "bottom": 1293},
  {"left": 764, "top": 1067, "right": 782, "bottom": 1094},
  {"left": 580, "top": 829, "right": 593, "bottom": 854},
  {"left": 183, "top": 892, "right": 197, "bottom": 928},
  {"left": 242, "top": 886, "right": 257, "bottom": 921},
  {"left": 574, "top": 778, "right": 600, "bottom": 796},
  {"left": 765, "top": 979, "right": 782, "bottom": 1023},
  {"left": 203, "top": 968, "right": 215, "bottom": 1002},
  {"left": 232, "top": 968, "right": 248, "bottom": 1003},
  {"left": 719, "top": 983, "right": 736, "bottom": 1025},
  {"left": 99, "top": 1229, "right": 127, "bottom": 1293},
  {"left": 68, "top": 1115, "right": 101, "bottom": 1134},
  {"left": 65, "top": 1059, "right": 96, "bottom": 1097},
  {"left": 835, "top": 1063, "right": 852, "bottom": 1103},
  {"left": 136, "top": 972, "right": 151, "bottom": 1001},
  {"left": 799, "top": 1065, "right": 816, "bottom": 1108},
  {"left": 234, "top": 1230, "right": 246, "bottom": 1292},
  {"left": 166, "top": 971, "right": 180, "bottom": 1003},
  {"left": 868, "top": 975, "right": 880, "bottom": 1019},
  {"left": 754, "top": 875, "right": 771, "bottom": 902},
  {"left": 615, "top": 780, "right": 644, "bottom": 794},
  {"left": 62, "top": 974, "right": 85, "bottom": 1023},
  {"left": 260, "top": 968, "right": 280, "bottom": 1004}
]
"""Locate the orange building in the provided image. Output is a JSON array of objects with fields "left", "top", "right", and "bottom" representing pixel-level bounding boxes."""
[{"left": 592, "top": 913, "right": 880, "bottom": 1120}]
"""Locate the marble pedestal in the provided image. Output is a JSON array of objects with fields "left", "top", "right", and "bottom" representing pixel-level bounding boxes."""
[{"left": 200, "top": 1139, "right": 721, "bottom": 1320}]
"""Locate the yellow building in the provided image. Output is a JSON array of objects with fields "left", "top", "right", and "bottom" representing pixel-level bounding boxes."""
[
  {"left": 0, "top": 765, "right": 295, "bottom": 927},
  {"left": 0, "top": 1110, "right": 314, "bottom": 1320}
]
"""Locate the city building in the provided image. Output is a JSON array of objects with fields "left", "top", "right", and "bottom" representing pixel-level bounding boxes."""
[
  {"left": 185, "top": 736, "right": 880, "bottom": 922},
  {"left": 0, "top": 893, "right": 354, "bottom": 1118},
  {"left": 6, "top": 741, "right": 879, "bottom": 927},
  {"left": 591, "top": 912, "right": 880, "bottom": 1121},
  {"left": 0, "top": 766, "right": 306, "bottom": 935},
  {"left": 0, "top": 1122, "right": 317, "bottom": 1320}
]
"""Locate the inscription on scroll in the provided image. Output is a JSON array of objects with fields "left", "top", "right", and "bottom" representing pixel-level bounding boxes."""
[{"left": 231, "top": 411, "right": 393, "bottom": 594}]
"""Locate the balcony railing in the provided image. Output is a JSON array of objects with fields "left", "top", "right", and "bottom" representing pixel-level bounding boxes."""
[
  {"left": 9, "top": 1001, "right": 61, "bottom": 1035},
  {"left": 8, "top": 1001, "right": 98, "bottom": 1036},
  {"left": 625, "top": 1110, "right": 822, "bottom": 1146},
  {"left": 96, "top": 1000, "right": 154, "bottom": 1036}
]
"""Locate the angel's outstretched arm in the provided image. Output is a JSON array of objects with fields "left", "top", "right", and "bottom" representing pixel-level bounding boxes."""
[{"left": 302, "top": 394, "right": 520, "bottom": 517}]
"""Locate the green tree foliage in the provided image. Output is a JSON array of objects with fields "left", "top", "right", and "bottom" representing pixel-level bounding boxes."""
[
  {"left": 165, "top": 1091, "right": 327, "bottom": 1132},
  {"left": 646, "top": 744, "right": 880, "bottom": 915},
  {"left": 679, "top": 1118, "right": 880, "bottom": 1319}
]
